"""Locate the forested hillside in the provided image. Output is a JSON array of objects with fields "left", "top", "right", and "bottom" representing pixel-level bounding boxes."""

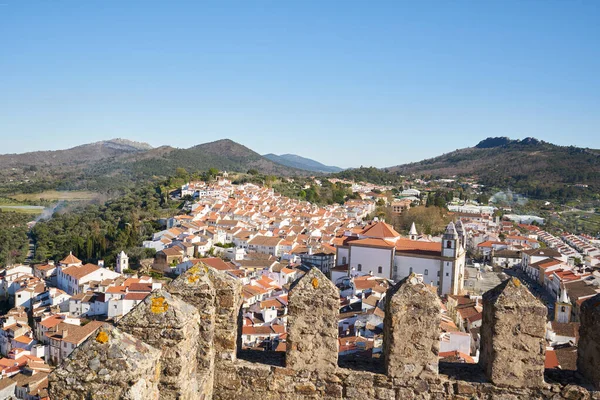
[
  {"left": 0, "top": 212, "right": 30, "bottom": 266},
  {"left": 388, "top": 138, "right": 599, "bottom": 200},
  {"left": 30, "top": 183, "right": 174, "bottom": 267}
]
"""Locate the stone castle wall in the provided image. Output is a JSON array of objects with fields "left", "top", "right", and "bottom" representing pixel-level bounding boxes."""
[{"left": 49, "top": 267, "right": 600, "bottom": 400}]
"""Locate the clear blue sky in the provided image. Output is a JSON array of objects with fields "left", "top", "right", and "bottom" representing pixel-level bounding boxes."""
[{"left": 1, "top": 1, "right": 599, "bottom": 168}]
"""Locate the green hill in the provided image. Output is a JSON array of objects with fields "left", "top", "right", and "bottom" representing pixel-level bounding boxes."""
[{"left": 388, "top": 137, "right": 600, "bottom": 199}]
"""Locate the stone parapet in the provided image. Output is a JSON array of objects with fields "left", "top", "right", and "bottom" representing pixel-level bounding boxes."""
[
  {"left": 48, "top": 324, "right": 161, "bottom": 400},
  {"left": 384, "top": 274, "right": 441, "bottom": 380},
  {"left": 48, "top": 269, "right": 599, "bottom": 399},
  {"left": 286, "top": 268, "right": 339, "bottom": 372},
  {"left": 578, "top": 293, "right": 600, "bottom": 390},
  {"left": 480, "top": 277, "right": 547, "bottom": 388}
]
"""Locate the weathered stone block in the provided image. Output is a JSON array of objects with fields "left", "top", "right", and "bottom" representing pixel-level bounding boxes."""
[
  {"left": 286, "top": 268, "right": 339, "bottom": 372},
  {"left": 207, "top": 267, "right": 243, "bottom": 362},
  {"left": 169, "top": 263, "right": 217, "bottom": 397},
  {"left": 48, "top": 324, "right": 161, "bottom": 400},
  {"left": 118, "top": 289, "right": 202, "bottom": 399},
  {"left": 384, "top": 274, "right": 441, "bottom": 380},
  {"left": 480, "top": 277, "right": 546, "bottom": 388},
  {"left": 578, "top": 294, "right": 600, "bottom": 390}
]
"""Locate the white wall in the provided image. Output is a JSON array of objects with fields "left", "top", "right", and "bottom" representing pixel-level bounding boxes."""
[
  {"left": 394, "top": 255, "right": 441, "bottom": 287},
  {"left": 350, "top": 247, "right": 392, "bottom": 279}
]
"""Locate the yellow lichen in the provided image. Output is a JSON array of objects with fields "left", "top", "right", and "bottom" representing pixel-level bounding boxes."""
[
  {"left": 95, "top": 331, "right": 109, "bottom": 344},
  {"left": 511, "top": 277, "right": 521, "bottom": 287},
  {"left": 187, "top": 274, "right": 200, "bottom": 284},
  {"left": 150, "top": 296, "right": 169, "bottom": 314},
  {"left": 188, "top": 265, "right": 201, "bottom": 274},
  {"left": 311, "top": 277, "right": 319, "bottom": 289}
]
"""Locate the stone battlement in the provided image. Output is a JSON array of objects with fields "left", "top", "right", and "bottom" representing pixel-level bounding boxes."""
[{"left": 48, "top": 266, "right": 600, "bottom": 399}]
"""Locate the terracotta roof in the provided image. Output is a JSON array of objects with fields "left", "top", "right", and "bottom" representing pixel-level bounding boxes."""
[
  {"left": 360, "top": 222, "right": 400, "bottom": 239},
  {"left": 201, "top": 257, "right": 233, "bottom": 271},
  {"left": 62, "top": 263, "right": 100, "bottom": 280},
  {"left": 54, "top": 321, "right": 104, "bottom": 345},
  {"left": 128, "top": 283, "right": 152, "bottom": 292},
  {"left": 124, "top": 292, "right": 149, "bottom": 301},
  {"left": 106, "top": 286, "right": 126, "bottom": 294},
  {"left": 349, "top": 238, "right": 396, "bottom": 248},
  {"left": 439, "top": 350, "right": 475, "bottom": 364},
  {"left": 545, "top": 350, "right": 560, "bottom": 369},
  {"left": 39, "top": 315, "right": 64, "bottom": 329},
  {"left": 13, "top": 335, "right": 33, "bottom": 345},
  {"left": 242, "top": 326, "right": 273, "bottom": 335},
  {"left": 395, "top": 238, "right": 441, "bottom": 256},
  {"left": 60, "top": 252, "right": 82, "bottom": 265}
]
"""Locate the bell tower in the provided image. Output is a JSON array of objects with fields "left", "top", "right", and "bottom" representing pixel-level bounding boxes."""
[{"left": 555, "top": 286, "right": 572, "bottom": 323}]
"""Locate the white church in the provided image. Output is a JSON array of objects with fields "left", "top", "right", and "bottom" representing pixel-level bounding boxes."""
[{"left": 334, "top": 221, "right": 466, "bottom": 296}]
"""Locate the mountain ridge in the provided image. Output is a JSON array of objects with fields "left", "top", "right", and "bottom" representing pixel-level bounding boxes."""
[{"left": 263, "top": 153, "right": 343, "bottom": 173}]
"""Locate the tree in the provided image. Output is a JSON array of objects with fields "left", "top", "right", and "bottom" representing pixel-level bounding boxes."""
[
  {"left": 397, "top": 206, "right": 450, "bottom": 235},
  {"left": 175, "top": 167, "right": 189, "bottom": 181},
  {"left": 207, "top": 168, "right": 219, "bottom": 179}
]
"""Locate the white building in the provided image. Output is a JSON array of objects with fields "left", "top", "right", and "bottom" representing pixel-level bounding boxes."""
[
  {"left": 334, "top": 221, "right": 466, "bottom": 296},
  {"left": 116, "top": 251, "right": 129, "bottom": 274}
]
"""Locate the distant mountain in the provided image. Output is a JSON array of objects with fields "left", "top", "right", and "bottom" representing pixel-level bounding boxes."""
[
  {"left": 110, "top": 139, "right": 305, "bottom": 179},
  {"left": 263, "top": 153, "right": 343, "bottom": 173},
  {"left": 387, "top": 137, "right": 600, "bottom": 198},
  {"left": 0, "top": 139, "right": 153, "bottom": 168},
  {"left": 0, "top": 138, "right": 311, "bottom": 194}
]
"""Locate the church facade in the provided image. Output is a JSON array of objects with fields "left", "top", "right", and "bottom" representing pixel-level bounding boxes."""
[{"left": 334, "top": 221, "right": 466, "bottom": 296}]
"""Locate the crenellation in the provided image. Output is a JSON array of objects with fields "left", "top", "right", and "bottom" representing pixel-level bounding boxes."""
[
  {"left": 286, "top": 268, "right": 339, "bottom": 372},
  {"left": 48, "top": 324, "right": 162, "bottom": 400},
  {"left": 48, "top": 270, "right": 599, "bottom": 399},
  {"left": 480, "top": 277, "right": 547, "bottom": 388},
  {"left": 117, "top": 289, "right": 204, "bottom": 399},
  {"left": 577, "top": 293, "right": 600, "bottom": 390},
  {"left": 383, "top": 274, "right": 442, "bottom": 380}
]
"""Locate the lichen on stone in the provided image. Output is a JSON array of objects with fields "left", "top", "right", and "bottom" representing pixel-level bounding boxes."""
[
  {"left": 150, "top": 296, "right": 169, "bottom": 313},
  {"left": 311, "top": 277, "right": 319, "bottom": 289},
  {"left": 95, "top": 331, "right": 109, "bottom": 344}
]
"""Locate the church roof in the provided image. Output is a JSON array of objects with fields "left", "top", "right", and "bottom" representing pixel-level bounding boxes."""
[
  {"left": 60, "top": 252, "right": 82, "bottom": 265},
  {"left": 349, "top": 238, "right": 396, "bottom": 248},
  {"left": 395, "top": 239, "right": 442, "bottom": 256},
  {"left": 360, "top": 221, "right": 400, "bottom": 239}
]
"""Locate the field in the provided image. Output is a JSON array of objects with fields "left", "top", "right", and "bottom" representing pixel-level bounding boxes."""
[
  {"left": 0, "top": 205, "right": 43, "bottom": 214},
  {"left": 547, "top": 210, "right": 600, "bottom": 236},
  {"left": 10, "top": 190, "right": 100, "bottom": 202}
]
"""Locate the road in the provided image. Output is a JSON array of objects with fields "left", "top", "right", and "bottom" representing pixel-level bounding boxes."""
[{"left": 504, "top": 267, "right": 555, "bottom": 320}]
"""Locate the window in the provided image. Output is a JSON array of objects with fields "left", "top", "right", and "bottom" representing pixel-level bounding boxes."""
[
  {"left": 446, "top": 241, "right": 452, "bottom": 249},
  {"left": 378, "top": 266, "right": 382, "bottom": 274},
  {"left": 63, "top": 342, "right": 67, "bottom": 348},
  {"left": 342, "top": 257, "right": 347, "bottom": 264},
  {"left": 357, "top": 264, "right": 362, "bottom": 271},
  {"left": 424, "top": 269, "right": 428, "bottom": 276},
  {"left": 393, "top": 265, "right": 397, "bottom": 272},
  {"left": 437, "top": 271, "right": 440, "bottom": 276},
  {"left": 561, "top": 306, "right": 566, "bottom": 312},
  {"left": 446, "top": 272, "right": 449, "bottom": 277},
  {"left": 409, "top": 267, "right": 413, "bottom": 274}
]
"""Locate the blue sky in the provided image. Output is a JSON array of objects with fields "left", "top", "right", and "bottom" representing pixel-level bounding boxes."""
[{"left": 1, "top": 1, "right": 599, "bottom": 168}]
